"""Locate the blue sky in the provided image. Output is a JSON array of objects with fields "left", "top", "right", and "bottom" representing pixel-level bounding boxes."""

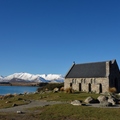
[{"left": 0, "top": 0, "right": 120, "bottom": 76}]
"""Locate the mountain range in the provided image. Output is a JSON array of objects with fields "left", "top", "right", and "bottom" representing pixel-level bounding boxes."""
[{"left": 0, "top": 72, "right": 64, "bottom": 83}]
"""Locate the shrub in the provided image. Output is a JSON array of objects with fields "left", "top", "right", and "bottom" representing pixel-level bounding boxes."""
[
  {"left": 60, "top": 87, "right": 64, "bottom": 91},
  {"left": 109, "top": 87, "right": 117, "bottom": 93},
  {"left": 65, "top": 87, "right": 74, "bottom": 93}
]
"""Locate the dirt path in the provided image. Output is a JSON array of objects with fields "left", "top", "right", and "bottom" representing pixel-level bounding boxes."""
[
  {"left": 0, "top": 100, "right": 63, "bottom": 113},
  {"left": 0, "top": 100, "right": 120, "bottom": 113}
]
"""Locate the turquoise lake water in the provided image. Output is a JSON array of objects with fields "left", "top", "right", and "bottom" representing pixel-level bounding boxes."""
[{"left": 0, "top": 86, "right": 39, "bottom": 95}]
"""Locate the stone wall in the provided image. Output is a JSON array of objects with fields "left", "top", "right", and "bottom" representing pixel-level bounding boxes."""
[
  {"left": 64, "top": 77, "right": 109, "bottom": 93},
  {"left": 109, "top": 60, "right": 120, "bottom": 92}
]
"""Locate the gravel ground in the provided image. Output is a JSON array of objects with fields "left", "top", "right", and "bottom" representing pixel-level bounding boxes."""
[{"left": 88, "top": 103, "right": 120, "bottom": 108}]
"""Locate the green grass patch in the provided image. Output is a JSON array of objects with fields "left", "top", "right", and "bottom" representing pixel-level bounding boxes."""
[
  {"left": 28, "top": 104, "right": 120, "bottom": 120},
  {"left": 41, "top": 92, "right": 99, "bottom": 102}
]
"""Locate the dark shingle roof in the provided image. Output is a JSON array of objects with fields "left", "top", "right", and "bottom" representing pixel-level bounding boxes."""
[{"left": 65, "top": 61, "right": 107, "bottom": 78}]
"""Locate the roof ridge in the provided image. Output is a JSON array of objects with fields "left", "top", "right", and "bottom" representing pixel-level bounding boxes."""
[{"left": 75, "top": 59, "right": 116, "bottom": 65}]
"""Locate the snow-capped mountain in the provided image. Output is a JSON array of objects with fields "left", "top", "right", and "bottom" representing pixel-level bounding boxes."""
[
  {"left": 1, "top": 72, "right": 64, "bottom": 83},
  {"left": 39, "top": 74, "right": 64, "bottom": 82},
  {"left": 0, "top": 76, "right": 3, "bottom": 79},
  {"left": 0, "top": 76, "right": 4, "bottom": 82}
]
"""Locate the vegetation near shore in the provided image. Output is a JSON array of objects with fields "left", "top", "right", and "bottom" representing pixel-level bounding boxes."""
[
  {"left": 0, "top": 83, "right": 120, "bottom": 120},
  {"left": 37, "top": 83, "right": 64, "bottom": 91}
]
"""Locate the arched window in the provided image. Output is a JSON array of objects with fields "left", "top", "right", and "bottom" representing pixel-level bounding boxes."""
[
  {"left": 99, "top": 84, "right": 102, "bottom": 93},
  {"left": 94, "top": 79, "right": 96, "bottom": 84},
  {"left": 91, "top": 79, "right": 92, "bottom": 84},
  {"left": 81, "top": 79, "right": 83, "bottom": 83},
  {"left": 88, "top": 83, "right": 91, "bottom": 92},
  {"left": 84, "top": 79, "right": 86, "bottom": 83},
  {"left": 79, "top": 83, "right": 81, "bottom": 91},
  {"left": 74, "top": 79, "right": 76, "bottom": 84},
  {"left": 72, "top": 79, "right": 74, "bottom": 83}
]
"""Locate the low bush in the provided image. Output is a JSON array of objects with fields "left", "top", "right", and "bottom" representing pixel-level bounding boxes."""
[{"left": 37, "top": 83, "right": 64, "bottom": 92}]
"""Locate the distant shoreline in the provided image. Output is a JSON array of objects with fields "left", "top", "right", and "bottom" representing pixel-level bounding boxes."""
[
  {"left": 0, "top": 82, "right": 51, "bottom": 87},
  {"left": 0, "top": 82, "right": 40, "bottom": 87},
  {"left": 0, "top": 82, "right": 61, "bottom": 87}
]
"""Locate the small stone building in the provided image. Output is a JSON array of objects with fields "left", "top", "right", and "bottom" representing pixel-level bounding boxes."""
[{"left": 64, "top": 60, "right": 120, "bottom": 93}]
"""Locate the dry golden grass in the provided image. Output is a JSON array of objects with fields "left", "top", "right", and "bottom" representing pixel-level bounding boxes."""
[
  {"left": 65, "top": 87, "right": 74, "bottom": 93},
  {"left": 109, "top": 87, "right": 117, "bottom": 93},
  {"left": 60, "top": 87, "right": 64, "bottom": 91}
]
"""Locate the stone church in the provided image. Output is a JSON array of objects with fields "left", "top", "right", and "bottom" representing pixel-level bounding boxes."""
[{"left": 64, "top": 59, "right": 120, "bottom": 93}]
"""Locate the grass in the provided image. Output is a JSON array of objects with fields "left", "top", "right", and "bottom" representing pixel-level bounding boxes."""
[
  {"left": 0, "top": 91, "right": 99, "bottom": 109},
  {"left": 31, "top": 104, "right": 120, "bottom": 120},
  {"left": 41, "top": 92, "right": 99, "bottom": 102},
  {"left": 0, "top": 91, "right": 120, "bottom": 120},
  {"left": 1, "top": 103, "right": 120, "bottom": 120},
  {"left": 0, "top": 95, "right": 31, "bottom": 109}
]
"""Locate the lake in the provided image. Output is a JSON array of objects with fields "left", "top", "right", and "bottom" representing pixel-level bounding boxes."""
[{"left": 0, "top": 86, "right": 39, "bottom": 95}]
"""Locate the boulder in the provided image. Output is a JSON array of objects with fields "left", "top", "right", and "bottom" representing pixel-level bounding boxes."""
[
  {"left": 97, "top": 95, "right": 107, "bottom": 103},
  {"left": 108, "top": 96, "right": 116, "bottom": 105},
  {"left": 84, "top": 97, "right": 95, "bottom": 103},
  {"left": 71, "top": 100, "right": 82, "bottom": 106},
  {"left": 53, "top": 87, "right": 59, "bottom": 93}
]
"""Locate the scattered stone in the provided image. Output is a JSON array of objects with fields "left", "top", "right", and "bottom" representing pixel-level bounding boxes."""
[
  {"left": 5, "top": 101, "right": 11, "bottom": 103},
  {"left": 3, "top": 94, "right": 14, "bottom": 99},
  {"left": 12, "top": 104, "right": 18, "bottom": 107},
  {"left": 45, "top": 88, "right": 48, "bottom": 91},
  {"left": 53, "top": 87, "right": 59, "bottom": 93},
  {"left": 13, "top": 93, "right": 18, "bottom": 96},
  {"left": 34, "top": 91, "right": 38, "bottom": 94},
  {"left": 17, "top": 111, "right": 23, "bottom": 114}
]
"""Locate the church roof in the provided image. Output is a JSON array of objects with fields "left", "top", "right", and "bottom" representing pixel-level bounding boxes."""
[{"left": 65, "top": 61, "right": 108, "bottom": 78}]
